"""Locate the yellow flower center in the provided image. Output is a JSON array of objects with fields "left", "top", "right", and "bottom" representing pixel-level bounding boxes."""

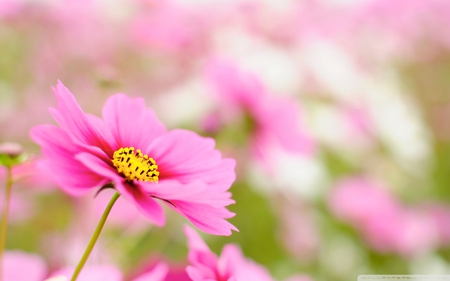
[{"left": 112, "top": 147, "right": 159, "bottom": 182}]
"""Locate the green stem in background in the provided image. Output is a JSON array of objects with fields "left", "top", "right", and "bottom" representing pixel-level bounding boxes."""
[
  {"left": 0, "top": 166, "right": 13, "bottom": 281},
  {"left": 70, "top": 192, "right": 120, "bottom": 281}
]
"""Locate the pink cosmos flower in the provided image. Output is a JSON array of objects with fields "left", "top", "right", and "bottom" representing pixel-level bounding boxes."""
[
  {"left": 205, "top": 58, "right": 314, "bottom": 169},
  {"left": 31, "top": 81, "right": 237, "bottom": 236},
  {"left": 184, "top": 226, "right": 313, "bottom": 281}
]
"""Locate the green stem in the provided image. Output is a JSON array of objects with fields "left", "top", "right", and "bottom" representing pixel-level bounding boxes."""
[
  {"left": 0, "top": 166, "right": 13, "bottom": 281},
  {"left": 70, "top": 192, "right": 120, "bottom": 281}
]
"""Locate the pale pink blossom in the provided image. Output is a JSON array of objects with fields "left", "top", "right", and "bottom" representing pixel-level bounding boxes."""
[
  {"left": 3, "top": 250, "right": 47, "bottom": 281},
  {"left": 185, "top": 226, "right": 273, "bottom": 281},
  {"left": 129, "top": 0, "right": 228, "bottom": 56},
  {"left": 329, "top": 177, "right": 440, "bottom": 256},
  {"left": 0, "top": 142, "right": 23, "bottom": 157},
  {"left": 185, "top": 226, "right": 313, "bottom": 281},
  {"left": 31, "top": 81, "right": 237, "bottom": 235},
  {"left": 363, "top": 208, "right": 438, "bottom": 256},
  {"left": 423, "top": 204, "right": 450, "bottom": 246},
  {"left": 205, "top": 58, "right": 314, "bottom": 169},
  {"left": 328, "top": 177, "right": 401, "bottom": 225}
]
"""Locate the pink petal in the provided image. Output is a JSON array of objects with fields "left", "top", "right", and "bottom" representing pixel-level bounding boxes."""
[
  {"left": 31, "top": 125, "right": 109, "bottom": 196},
  {"left": 102, "top": 94, "right": 167, "bottom": 150},
  {"left": 142, "top": 181, "right": 237, "bottom": 235},
  {"left": 184, "top": 226, "right": 218, "bottom": 279},
  {"left": 220, "top": 245, "right": 273, "bottom": 281},
  {"left": 133, "top": 263, "right": 169, "bottom": 281},
  {"left": 184, "top": 225, "right": 211, "bottom": 252},
  {"left": 144, "top": 180, "right": 235, "bottom": 207},
  {"left": 116, "top": 181, "right": 165, "bottom": 226},
  {"left": 148, "top": 129, "right": 236, "bottom": 191},
  {"left": 4, "top": 250, "right": 47, "bottom": 281},
  {"left": 75, "top": 152, "right": 121, "bottom": 182},
  {"left": 49, "top": 81, "right": 113, "bottom": 156},
  {"left": 258, "top": 98, "right": 315, "bottom": 155},
  {"left": 205, "top": 58, "right": 264, "bottom": 108},
  {"left": 85, "top": 113, "right": 118, "bottom": 152},
  {"left": 186, "top": 266, "right": 212, "bottom": 281},
  {"left": 170, "top": 201, "right": 237, "bottom": 236}
]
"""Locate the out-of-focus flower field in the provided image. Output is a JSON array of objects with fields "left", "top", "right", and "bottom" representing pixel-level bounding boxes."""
[{"left": 1, "top": 0, "right": 450, "bottom": 280}]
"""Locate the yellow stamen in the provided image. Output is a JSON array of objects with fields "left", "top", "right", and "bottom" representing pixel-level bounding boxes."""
[{"left": 111, "top": 147, "right": 159, "bottom": 182}]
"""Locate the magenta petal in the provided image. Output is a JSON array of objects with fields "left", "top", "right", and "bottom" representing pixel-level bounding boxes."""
[
  {"left": 75, "top": 152, "right": 121, "bottom": 182},
  {"left": 184, "top": 226, "right": 218, "bottom": 279},
  {"left": 148, "top": 129, "right": 236, "bottom": 191},
  {"left": 102, "top": 94, "right": 167, "bottom": 150},
  {"left": 133, "top": 263, "right": 169, "bottom": 281},
  {"left": 49, "top": 81, "right": 113, "bottom": 155},
  {"left": 219, "top": 245, "right": 273, "bottom": 281},
  {"left": 31, "top": 125, "right": 109, "bottom": 195},
  {"left": 143, "top": 180, "right": 235, "bottom": 207},
  {"left": 175, "top": 201, "right": 237, "bottom": 235},
  {"left": 142, "top": 181, "right": 237, "bottom": 235},
  {"left": 116, "top": 182, "right": 165, "bottom": 226},
  {"left": 85, "top": 113, "right": 118, "bottom": 152},
  {"left": 184, "top": 225, "right": 212, "bottom": 252}
]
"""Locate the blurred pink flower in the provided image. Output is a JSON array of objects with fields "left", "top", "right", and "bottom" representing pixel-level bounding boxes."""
[
  {"left": 130, "top": 258, "right": 190, "bottom": 281},
  {"left": 132, "top": 262, "right": 169, "bottom": 281},
  {"left": 328, "top": 177, "right": 401, "bottom": 225},
  {"left": 205, "top": 58, "right": 314, "bottom": 168},
  {"left": 0, "top": 0, "right": 22, "bottom": 19},
  {"left": 423, "top": 204, "right": 450, "bottom": 246},
  {"left": 185, "top": 226, "right": 273, "bottom": 281},
  {"left": 363, "top": 208, "right": 438, "bottom": 256},
  {"left": 11, "top": 157, "right": 58, "bottom": 192},
  {"left": 278, "top": 199, "right": 319, "bottom": 263},
  {"left": 0, "top": 142, "right": 23, "bottom": 157},
  {"left": 184, "top": 226, "right": 313, "bottom": 281},
  {"left": 50, "top": 265, "right": 122, "bottom": 281},
  {"left": 133, "top": 262, "right": 191, "bottom": 281},
  {"left": 29, "top": 0, "right": 117, "bottom": 77},
  {"left": 129, "top": 0, "right": 225, "bottom": 56},
  {"left": 3, "top": 250, "right": 47, "bottom": 281},
  {"left": 329, "top": 176, "right": 440, "bottom": 256},
  {"left": 31, "top": 81, "right": 237, "bottom": 236}
]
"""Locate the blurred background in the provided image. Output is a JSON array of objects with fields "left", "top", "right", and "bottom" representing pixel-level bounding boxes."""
[{"left": 1, "top": 0, "right": 450, "bottom": 280}]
